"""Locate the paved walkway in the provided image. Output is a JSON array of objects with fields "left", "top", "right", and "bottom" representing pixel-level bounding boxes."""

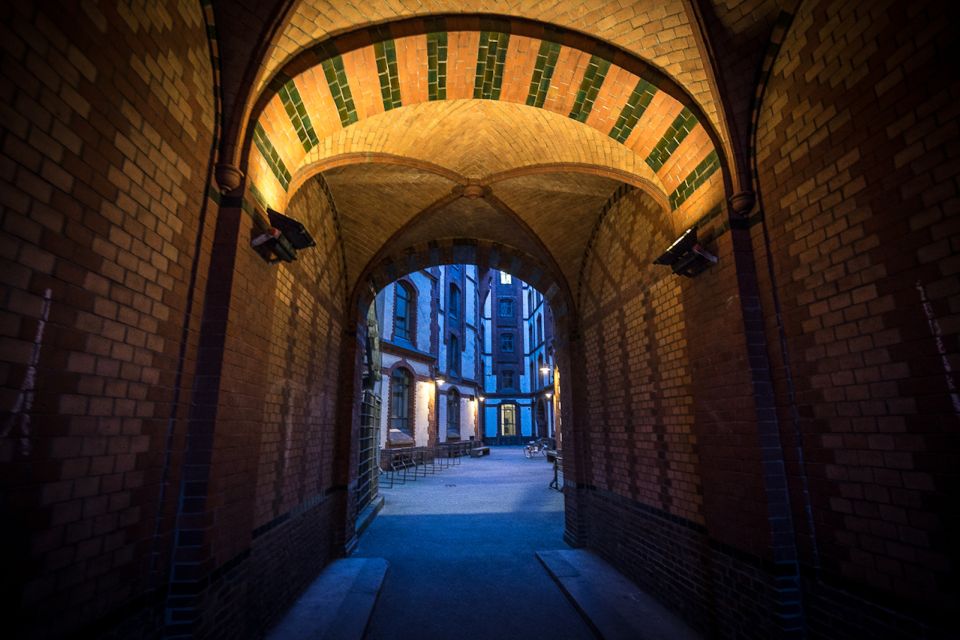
[{"left": 354, "top": 446, "right": 594, "bottom": 640}]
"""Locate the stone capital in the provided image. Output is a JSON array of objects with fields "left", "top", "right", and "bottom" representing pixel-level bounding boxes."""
[
  {"left": 214, "top": 163, "right": 244, "bottom": 193},
  {"left": 728, "top": 190, "right": 756, "bottom": 217}
]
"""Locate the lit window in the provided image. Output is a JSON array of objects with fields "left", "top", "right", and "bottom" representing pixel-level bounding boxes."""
[
  {"left": 500, "top": 332, "right": 514, "bottom": 352},
  {"left": 499, "top": 272, "right": 512, "bottom": 285},
  {"left": 500, "top": 404, "right": 516, "bottom": 436}
]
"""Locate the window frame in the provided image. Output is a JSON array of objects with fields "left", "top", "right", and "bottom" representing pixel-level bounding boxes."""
[
  {"left": 448, "top": 283, "right": 461, "bottom": 321},
  {"left": 500, "top": 403, "right": 517, "bottom": 436},
  {"left": 389, "top": 367, "right": 413, "bottom": 435},
  {"left": 447, "top": 334, "right": 460, "bottom": 376},
  {"left": 393, "top": 281, "right": 415, "bottom": 342},
  {"left": 446, "top": 388, "right": 460, "bottom": 437}
]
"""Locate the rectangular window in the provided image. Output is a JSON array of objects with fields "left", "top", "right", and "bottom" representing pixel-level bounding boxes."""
[
  {"left": 499, "top": 332, "right": 514, "bottom": 352},
  {"left": 498, "top": 298, "right": 513, "bottom": 317},
  {"left": 447, "top": 390, "right": 460, "bottom": 436},
  {"left": 390, "top": 369, "right": 411, "bottom": 434},
  {"left": 448, "top": 283, "right": 460, "bottom": 320},
  {"left": 500, "top": 404, "right": 516, "bottom": 436},
  {"left": 394, "top": 283, "right": 411, "bottom": 341},
  {"left": 447, "top": 335, "right": 460, "bottom": 376},
  {"left": 500, "top": 369, "right": 514, "bottom": 391}
]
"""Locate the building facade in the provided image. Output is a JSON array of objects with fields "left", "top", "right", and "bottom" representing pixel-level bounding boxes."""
[
  {"left": 375, "top": 265, "right": 482, "bottom": 447},
  {"left": 374, "top": 266, "right": 556, "bottom": 448},
  {"left": 479, "top": 270, "right": 557, "bottom": 445}
]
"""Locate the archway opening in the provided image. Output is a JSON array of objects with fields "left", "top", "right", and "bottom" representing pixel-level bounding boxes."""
[{"left": 353, "top": 263, "right": 565, "bottom": 522}]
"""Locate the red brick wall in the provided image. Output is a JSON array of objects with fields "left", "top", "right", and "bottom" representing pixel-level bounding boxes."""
[
  {"left": 578, "top": 187, "right": 704, "bottom": 524},
  {"left": 164, "top": 175, "right": 347, "bottom": 637},
  {"left": 574, "top": 183, "right": 797, "bottom": 636},
  {"left": 755, "top": 0, "right": 956, "bottom": 633},
  {"left": 0, "top": 2, "right": 216, "bottom": 636}
]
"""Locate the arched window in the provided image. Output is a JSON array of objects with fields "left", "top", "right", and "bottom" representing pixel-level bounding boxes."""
[
  {"left": 394, "top": 282, "right": 414, "bottom": 341},
  {"left": 447, "top": 388, "right": 460, "bottom": 437},
  {"left": 536, "top": 314, "right": 543, "bottom": 345},
  {"left": 538, "top": 354, "right": 544, "bottom": 388},
  {"left": 448, "top": 283, "right": 461, "bottom": 321},
  {"left": 390, "top": 368, "right": 412, "bottom": 434},
  {"left": 447, "top": 334, "right": 460, "bottom": 376}
]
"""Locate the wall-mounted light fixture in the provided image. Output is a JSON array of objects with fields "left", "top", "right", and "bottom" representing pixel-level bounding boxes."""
[
  {"left": 544, "top": 391, "right": 553, "bottom": 399},
  {"left": 539, "top": 365, "right": 551, "bottom": 375},
  {"left": 653, "top": 227, "right": 717, "bottom": 277},
  {"left": 433, "top": 365, "right": 445, "bottom": 387},
  {"left": 251, "top": 208, "right": 316, "bottom": 264}
]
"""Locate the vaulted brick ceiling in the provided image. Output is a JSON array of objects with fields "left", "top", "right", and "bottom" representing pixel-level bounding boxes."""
[
  {"left": 320, "top": 164, "right": 458, "bottom": 286},
  {"left": 245, "top": 16, "right": 728, "bottom": 302},
  {"left": 245, "top": 1, "right": 729, "bottom": 158},
  {"left": 319, "top": 162, "right": 624, "bottom": 295}
]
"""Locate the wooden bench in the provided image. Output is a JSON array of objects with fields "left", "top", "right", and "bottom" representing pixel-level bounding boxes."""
[{"left": 469, "top": 446, "right": 490, "bottom": 457}]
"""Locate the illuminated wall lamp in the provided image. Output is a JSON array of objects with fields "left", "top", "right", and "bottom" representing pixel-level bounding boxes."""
[
  {"left": 653, "top": 227, "right": 717, "bottom": 277},
  {"left": 251, "top": 208, "right": 316, "bottom": 264}
]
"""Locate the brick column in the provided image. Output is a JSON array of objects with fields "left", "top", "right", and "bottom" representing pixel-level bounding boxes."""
[
  {"left": 332, "top": 321, "right": 364, "bottom": 556},
  {"left": 162, "top": 201, "right": 241, "bottom": 636},
  {"left": 560, "top": 325, "right": 589, "bottom": 548},
  {"left": 729, "top": 191, "right": 805, "bottom": 637}
]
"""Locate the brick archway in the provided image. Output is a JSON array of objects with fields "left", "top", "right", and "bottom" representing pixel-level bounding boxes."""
[{"left": 237, "top": 15, "right": 730, "bottom": 234}]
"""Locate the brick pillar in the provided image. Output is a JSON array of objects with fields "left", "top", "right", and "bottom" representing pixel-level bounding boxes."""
[
  {"left": 729, "top": 191, "right": 805, "bottom": 636},
  {"left": 332, "top": 320, "right": 364, "bottom": 556},
  {"left": 560, "top": 325, "right": 589, "bottom": 548},
  {"left": 162, "top": 201, "right": 241, "bottom": 636}
]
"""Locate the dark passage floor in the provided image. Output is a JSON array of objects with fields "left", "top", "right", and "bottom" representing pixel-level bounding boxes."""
[{"left": 354, "top": 447, "right": 594, "bottom": 640}]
